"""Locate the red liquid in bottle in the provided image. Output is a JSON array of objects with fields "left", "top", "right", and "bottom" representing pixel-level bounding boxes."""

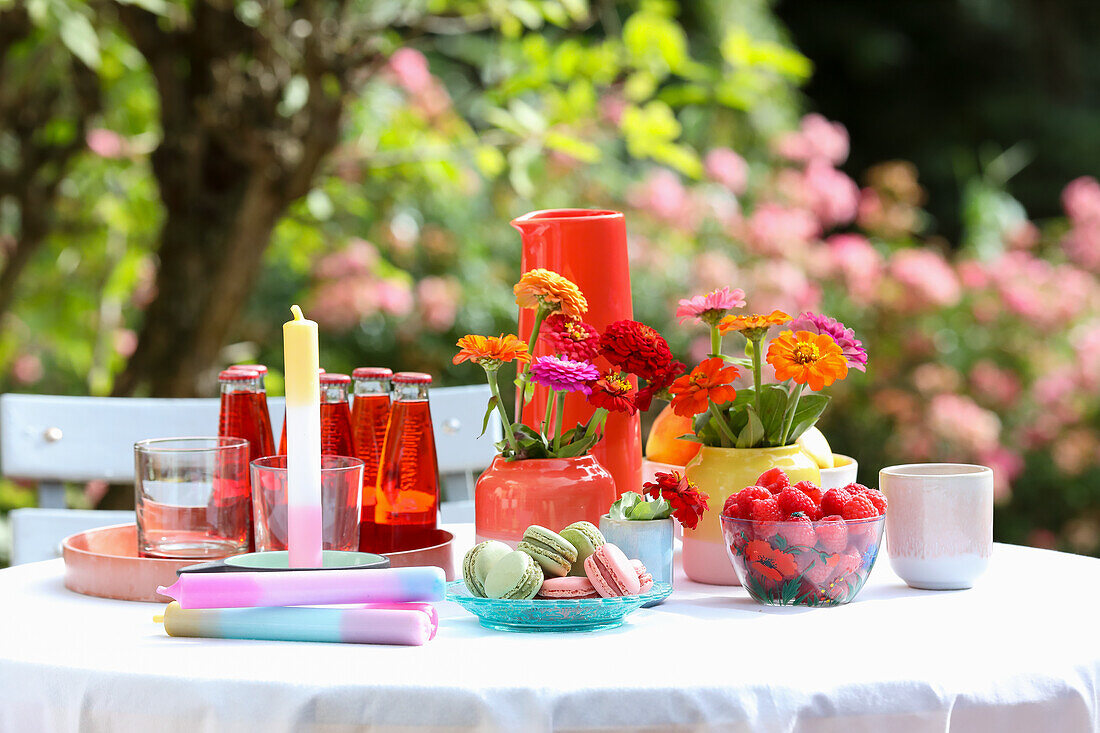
[
  {"left": 375, "top": 373, "right": 439, "bottom": 553},
  {"left": 321, "top": 402, "right": 354, "bottom": 456},
  {"left": 217, "top": 368, "right": 274, "bottom": 551}
]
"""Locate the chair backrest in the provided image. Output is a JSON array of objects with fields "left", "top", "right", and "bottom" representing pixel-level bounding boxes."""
[{"left": 0, "top": 386, "right": 499, "bottom": 500}]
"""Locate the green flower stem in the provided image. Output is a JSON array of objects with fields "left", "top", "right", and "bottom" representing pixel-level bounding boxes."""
[
  {"left": 708, "top": 399, "right": 737, "bottom": 447},
  {"left": 750, "top": 333, "right": 764, "bottom": 423},
  {"left": 552, "top": 391, "right": 567, "bottom": 453},
  {"left": 710, "top": 325, "right": 722, "bottom": 357},
  {"left": 519, "top": 304, "right": 550, "bottom": 384},
  {"left": 780, "top": 382, "right": 804, "bottom": 446},
  {"left": 485, "top": 367, "right": 517, "bottom": 454},
  {"left": 542, "top": 387, "right": 557, "bottom": 439}
]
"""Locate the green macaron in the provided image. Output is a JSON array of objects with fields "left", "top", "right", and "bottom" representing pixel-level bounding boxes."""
[
  {"left": 462, "top": 540, "right": 512, "bottom": 597},
  {"left": 483, "top": 550, "right": 544, "bottom": 600},
  {"left": 517, "top": 525, "right": 578, "bottom": 578},
  {"left": 560, "top": 521, "right": 606, "bottom": 577}
]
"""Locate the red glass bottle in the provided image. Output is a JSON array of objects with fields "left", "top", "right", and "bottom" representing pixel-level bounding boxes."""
[
  {"left": 320, "top": 373, "right": 355, "bottom": 457},
  {"left": 217, "top": 368, "right": 274, "bottom": 550},
  {"left": 227, "top": 364, "right": 274, "bottom": 459},
  {"left": 375, "top": 372, "right": 440, "bottom": 553},
  {"left": 279, "top": 368, "right": 325, "bottom": 455},
  {"left": 351, "top": 367, "right": 392, "bottom": 553}
]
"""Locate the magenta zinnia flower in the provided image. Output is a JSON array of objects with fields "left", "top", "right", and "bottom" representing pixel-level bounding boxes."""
[
  {"left": 529, "top": 356, "right": 600, "bottom": 394},
  {"left": 675, "top": 287, "right": 747, "bottom": 325},
  {"left": 540, "top": 313, "right": 600, "bottom": 361},
  {"left": 788, "top": 312, "right": 868, "bottom": 372}
]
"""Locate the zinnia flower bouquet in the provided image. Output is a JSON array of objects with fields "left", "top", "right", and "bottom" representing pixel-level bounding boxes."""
[
  {"left": 455, "top": 268, "right": 681, "bottom": 460},
  {"left": 670, "top": 289, "right": 867, "bottom": 448}
]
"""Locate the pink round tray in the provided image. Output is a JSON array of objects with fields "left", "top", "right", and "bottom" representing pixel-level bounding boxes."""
[
  {"left": 63, "top": 523, "right": 457, "bottom": 602},
  {"left": 63, "top": 524, "right": 205, "bottom": 603}
]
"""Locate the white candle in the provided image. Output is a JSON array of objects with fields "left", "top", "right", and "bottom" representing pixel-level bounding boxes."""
[{"left": 283, "top": 305, "right": 323, "bottom": 567}]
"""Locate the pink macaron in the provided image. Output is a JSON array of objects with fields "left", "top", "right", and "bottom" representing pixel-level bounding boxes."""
[
  {"left": 584, "top": 543, "right": 641, "bottom": 598},
  {"left": 538, "top": 576, "right": 598, "bottom": 599},
  {"left": 631, "top": 559, "right": 654, "bottom": 594}
]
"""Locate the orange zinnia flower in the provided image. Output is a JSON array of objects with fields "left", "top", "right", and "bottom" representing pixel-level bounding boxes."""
[
  {"left": 766, "top": 330, "right": 848, "bottom": 391},
  {"left": 668, "top": 357, "right": 739, "bottom": 418},
  {"left": 718, "top": 310, "right": 791, "bottom": 336},
  {"left": 453, "top": 334, "right": 531, "bottom": 368},
  {"left": 514, "top": 268, "right": 588, "bottom": 317}
]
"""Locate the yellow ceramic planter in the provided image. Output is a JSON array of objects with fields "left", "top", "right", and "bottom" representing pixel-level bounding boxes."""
[{"left": 683, "top": 445, "right": 821, "bottom": 585}]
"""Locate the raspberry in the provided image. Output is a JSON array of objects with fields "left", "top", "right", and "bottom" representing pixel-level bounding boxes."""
[
  {"left": 841, "top": 493, "right": 877, "bottom": 520},
  {"left": 777, "top": 487, "right": 818, "bottom": 519},
  {"left": 736, "top": 486, "right": 772, "bottom": 516},
  {"left": 842, "top": 482, "right": 870, "bottom": 495},
  {"left": 776, "top": 514, "right": 816, "bottom": 548},
  {"left": 815, "top": 515, "right": 848, "bottom": 553},
  {"left": 793, "top": 480, "right": 824, "bottom": 508},
  {"left": 821, "top": 487, "right": 852, "bottom": 517},
  {"left": 863, "top": 487, "right": 888, "bottom": 515},
  {"left": 804, "top": 553, "right": 839, "bottom": 585},
  {"left": 721, "top": 493, "right": 741, "bottom": 519},
  {"left": 756, "top": 468, "right": 790, "bottom": 495},
  {"left": 751, "top": 497, "right": 783, "bottom": 523}
]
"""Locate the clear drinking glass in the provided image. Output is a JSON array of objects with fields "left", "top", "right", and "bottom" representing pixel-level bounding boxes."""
[
  {"left": 251, "top": 455, "right": 364, "bottom": 552},
  {"left": 134, "top": 437, "right": 252, "bottom": 558}
]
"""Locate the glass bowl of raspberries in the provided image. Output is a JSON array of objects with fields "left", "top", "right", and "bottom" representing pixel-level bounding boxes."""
[{"left": 719, "top": 468, "right": 887, "bottom": 607}]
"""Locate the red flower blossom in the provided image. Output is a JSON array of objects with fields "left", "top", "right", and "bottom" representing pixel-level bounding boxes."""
[
  {"left": 743, "top": 540, "right": 799, "bottom": 585},
  {"left": 541, "top": 313, "right": 600, "bottom": 361},
  {"left": 635, "top": 359, "right": 686, "bottom": 411},
  {"left": 642, "top": 470, "right": 709, "bottom": 530},
  {"left": 587, "top": 371, "right": 638, "bottom": 414},
  {"left": 599, "top": 320, "right": 674, "bottom": 380}
]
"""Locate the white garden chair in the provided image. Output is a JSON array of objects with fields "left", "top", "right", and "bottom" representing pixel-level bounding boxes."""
[{"left": 0, "top": 387, "right": 498, "bottom": 564}]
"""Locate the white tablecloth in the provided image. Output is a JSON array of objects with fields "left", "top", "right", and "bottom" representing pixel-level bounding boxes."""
[{"left": 1, "top": 524, "right": 1098, "bottom": 733}]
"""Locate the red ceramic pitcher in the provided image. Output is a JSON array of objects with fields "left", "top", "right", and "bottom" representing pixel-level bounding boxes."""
[{"left": 511, "top": 208, "right": 642, "bottom": 497}]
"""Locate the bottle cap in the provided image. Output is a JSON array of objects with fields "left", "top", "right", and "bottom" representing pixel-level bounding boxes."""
[
  {"left": 393, "top": 372, "right": 432, "bottom": 385},
  {"left": 352, "top": 367, "right": 394, "bottom": 380},
  {"left": 319, "top": 373, "right": 352, "bottom": 385},
  {"left": 218, "top": 368, "right": 260, "bottom": 382},
  {"left": 228, "top": 364, "right": 268, "bottom": 376}
]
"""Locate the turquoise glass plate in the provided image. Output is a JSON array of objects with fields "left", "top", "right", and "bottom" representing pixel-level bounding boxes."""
[{"left": 446, "top": 580, "right": 673, "bottom": 632}]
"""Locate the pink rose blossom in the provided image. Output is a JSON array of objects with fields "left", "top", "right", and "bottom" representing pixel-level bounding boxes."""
[
  {"left": 388, "top": 48, "right": 432, "bottom": 94},
  {"left": 86, "top": 129, "right": 127, "bottom": 159},
  {"left": 1063, "top": 220, "right": 1100, "bottom": 272},
  {"left": 1005, "top": 221, "right": 1040, "bottom": 250},
  {"left": 749, "top": 260, "right": 821, "bottom": 314},
  {"left": 629, "top": 169, "right": 696, "bottom": 229},
  {"left": 315, "top": 239, "right": 379, "bottom": 280},
  {"left": 114, "top": 329, "right": 138, "bottom": 358},
  {"left": 704, "top": 148, "right": 749, "bottom": 194},
  {"left": 956, "top": 259, "right": 990, "bottom": 290},
  {"left": 11, "top": 353, "right": 42, "bottom": 385},
  {"left": 773, "top": 114, "right": 849, "bottom": 165},
  {"left": 377, "top": 279, "right": 414, "bottom": 317},
  {"left": 978, "top": 446, "right": 1023, "bottom": 503},
  {"left": 969, "top": 360, "right": 1021, "bottom": 407},
  {"left": 824, "top": 234, "right": 883, "bottom": 304},
  {"left": 691, "top": 251, "right": 740, "bottom": 293},
  {"left": 1061, "top": 176, "right": 1100, "bottom": 225},
  {"left": 416, "top": 276, "right": 461, "bottom": 332},
  {"left": 675, "top": 287, "right": 747, "bottom": 325},
  {"left": 888, "top": 249, "right": 961, "bottom": 308},
  {"left": 745, "top": 203, "right": 820, "bottom": 255},
  {"left": 801, "top": 160, "right": 859, "bottom": 228},
  {"left": 928, "top": 393, "right": 1000, "bottom": 454}
]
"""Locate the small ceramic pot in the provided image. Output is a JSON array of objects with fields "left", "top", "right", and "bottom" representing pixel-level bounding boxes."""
[
  {"left": 599, "top": 514, "right": 674, "bottom": 586},
  {"left": 818, "top": 454, "right": 858, "bottom": 490}
]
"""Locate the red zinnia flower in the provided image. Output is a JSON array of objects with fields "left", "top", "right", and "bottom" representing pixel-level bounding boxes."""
[
  {"left": 587, "top": 371, "right": 638, "bottom": 414},
  {"left": 599, "top": 320, "right": 674, "bottom": 380},
  {"left": 642, "top": 470, "right": 710, "bottom": 530},
  {"left": 541, "top": 313, "right": 600, "bottom": 361},
  {"left": 635, "top": 359, "right": 686, "bottom": 412}
]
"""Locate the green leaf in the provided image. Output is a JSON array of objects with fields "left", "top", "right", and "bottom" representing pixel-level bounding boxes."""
[
  {"left": 785, "top": 393, "right": 830, "bottom": 444},
  {"left": 59, "top": 11, "right": 100, "bottom": 70},
  {"left": 543, "top": 131, "right": 600, "bottom": 163},
  {"left": 610, "top": 491, "right": 672, "bottom": 521},
  {"left": 735, "top": 405, "right": 764, "bottom": 448},
  {"left": 758, "top": 385, "right": 789, "bottom": 444},
  {"left": 479, "top": 395, "right": 499, "bottom": 438},
  {"left": 676, "top": 433, "right": 703, "bottom": 444}
]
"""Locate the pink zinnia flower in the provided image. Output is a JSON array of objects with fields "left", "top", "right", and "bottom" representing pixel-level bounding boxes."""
[
  {"left": 529, "top": 356, "right": 600, "bottom": 394},
  {"left": 675, "top": 287, "right": 747, "bottom": 326},
  {"left": 704, "top": 148, "right": 749, "bottom": 194},
  {"left": 788, "top": 312, "right": 868, "bottom": 372},
  {"left": 541, "top": 313, "right": 600, "bottom": 361}
]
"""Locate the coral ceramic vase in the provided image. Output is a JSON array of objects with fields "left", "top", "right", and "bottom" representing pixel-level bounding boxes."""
[
  {"left": 683, "top": 445, "right": 821, "bottom": 585},
  {"left": 474, "top": 455, "right": 617, "bottom": 546},
  {"left": 512, "top": 209, "right": 641, "bottom": 497}
]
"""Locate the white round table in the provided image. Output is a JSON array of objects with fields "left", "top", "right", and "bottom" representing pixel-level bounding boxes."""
[{"left": 1, "top": 525, "right": 1097, "bottom": 732}]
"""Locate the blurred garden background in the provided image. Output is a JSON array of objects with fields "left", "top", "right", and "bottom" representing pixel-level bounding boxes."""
[{"left": 1, "top": 0, "right": 1098, "bottom": 561}]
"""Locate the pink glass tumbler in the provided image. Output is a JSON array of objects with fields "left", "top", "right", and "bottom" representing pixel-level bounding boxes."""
[{"left": 251, "top": 455, "right": 364, "bottom": 552}]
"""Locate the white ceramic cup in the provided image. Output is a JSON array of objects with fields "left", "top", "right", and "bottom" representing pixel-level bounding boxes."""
[{"left": 880, "top": 463, "right": 994, "bottom": 590}]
